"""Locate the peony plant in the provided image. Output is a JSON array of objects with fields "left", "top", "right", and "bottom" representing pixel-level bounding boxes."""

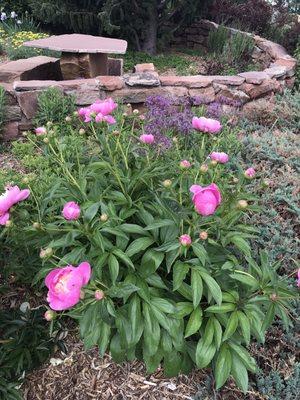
[{"left": 4, "top": 98, "right": 297, "bottom": 392}]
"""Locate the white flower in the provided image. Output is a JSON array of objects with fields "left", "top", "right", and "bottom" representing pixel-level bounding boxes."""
[
  {"left": 17, "top": 20, "right": 22, "bottom": 25},
  {"left": 10, "top": 11, "right": 17, "bottom": 19},
  {"left": 1, "top": 12, "right": 7, "bottom": 21}
]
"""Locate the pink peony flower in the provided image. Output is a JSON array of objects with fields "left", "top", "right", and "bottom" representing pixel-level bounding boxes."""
[
  {"left": 95, "top": 113, "right": 116, "bottom": 124},
  {"left": 45, "top": 262, "right": 91, "bottom": 310},
  {"left": 192, "top": 117, "right": 222, "bottom": 134},
  {"left": 139, "top": 134, "right": 155, "bottom": 144},
  {"left": 190, "top": 183, "right": 222, "bottom": 216},
  {"left": 0, "top": 185, "right": 30, "bottom": 225},
  {"left": 210, "top": 152, "right": 229, "bottom": 164},
  {"left": 297, "top": 269, "right": 300, "bottom": 288},
  {"left": 180, "top": 160, "right": 191, "bottom": 168},
  {"left": 244, "top": 167, "right": 256, "bottom": 179},
  {"left": 179, "top": 234, "right": 192, "bottom": 247},
  {"left": 90, "top": 98, "right": 117, "bottom": 115},
  {"left": 35, "top": 127, "right": 47, "bottom": 136},
  {"left": 62, "top": 201, "right": 81, "bottom": 220}
]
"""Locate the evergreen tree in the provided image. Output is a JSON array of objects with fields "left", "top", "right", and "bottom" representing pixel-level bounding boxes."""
[{"left": 28, "top": 0, "right": 210, "bottom": 54}]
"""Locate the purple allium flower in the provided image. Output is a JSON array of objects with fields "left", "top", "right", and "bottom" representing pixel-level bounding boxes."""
[{"left": 206, "top": 102, "right": 222, "bottom": 119}]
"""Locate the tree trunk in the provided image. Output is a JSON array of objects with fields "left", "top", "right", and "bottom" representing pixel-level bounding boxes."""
[{"left": 141, "top": 5, "right": 158, "bottom": 55}]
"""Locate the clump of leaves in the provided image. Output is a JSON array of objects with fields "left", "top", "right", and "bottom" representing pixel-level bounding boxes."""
[
  {"left": 34, "top": 87, "right": 76, "bottom": 127},
  {"left": 5, "top": 98, "right": 296, "bottom": 394}
]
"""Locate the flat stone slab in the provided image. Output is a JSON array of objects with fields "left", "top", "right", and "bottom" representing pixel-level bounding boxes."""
[
  {"left": 238, "top": 71, "right": 269, "bottom": 84},
  {"left": 0, "top": 56, "right": 60, "bottom": 83},
  {"left": 23, "top": 34, "right": 127, "bottom": 54},
  {"left": 160, "top": 75, "right": 212, "bottom": 88}
]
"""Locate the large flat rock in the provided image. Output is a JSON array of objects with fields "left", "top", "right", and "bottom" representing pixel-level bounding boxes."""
[
  {"left": 0, "top": 56, "right": 61, "bottom": 83},
  {"left": 23, "top": 34, "right": 127, "bottom": 54}
]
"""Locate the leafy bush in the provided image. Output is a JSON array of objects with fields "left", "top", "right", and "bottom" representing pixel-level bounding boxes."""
[
  {"left": 207, "top": 26, "right": 255, "bottom": 74},
  {"left": 0, "top": 305, "right": 64, "bottom": 400},
  {"left": 34, "top": 87, "right": 76, "bottom": 126},
  {"left": 2, "top": 96, "right": 296, "bottom": 393},
  {"left": 3, "top": 30, "right": 49, "bottom": 60}
]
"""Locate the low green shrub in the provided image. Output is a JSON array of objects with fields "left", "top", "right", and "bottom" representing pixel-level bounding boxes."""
[
  {"left": 34, "top": 87, "right": 76, "bottom": 126},
  {"left": 1, "top": 96, "right": 296, "bottom": 393}
]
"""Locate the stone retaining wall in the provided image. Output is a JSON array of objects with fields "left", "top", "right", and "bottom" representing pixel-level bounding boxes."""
[{"left": 0, "top": 20, "right": 297, "bottom": 141}]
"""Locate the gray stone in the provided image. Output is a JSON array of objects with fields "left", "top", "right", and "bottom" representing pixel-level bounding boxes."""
[
  {"left": 66, "top": 89, "right": 100, "bottom": 106},
  {"left": 17, "top": 91, "right": 39, "bottom": 120},
  {"left": 124, "top": 72, "right": 160, "bottom": 87},
  {"left": 5, "top": 106, "right": 21, "bottom": 121},
  {"left": 238, "top": 71, "right": 269, "bottom": 84},
  {"left": 111, "top": 86, "right": 188, "bottom": 103},
  {"left": 213, "top": 75, "right": 245, "bottom": 85},
  {"left": 217, "top": 88, "right": 250, "bottom": 103},
  {"left": 264, "top": 66, "right": 287, "bottom": 78}
]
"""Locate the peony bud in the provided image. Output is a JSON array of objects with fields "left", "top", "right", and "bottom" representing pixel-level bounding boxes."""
[
  {"left": 33, "top": 222, "right": 41, "bottom": 229},
  {"left": 262, "top": 179, "right": 270, "bottom": 188},
  {"left": 237, "top": 200, "right": 248, "bottom": 209},
  {"left": 44, "top": 310, "right": 56, "bottom": 321},
  {"left": 43, "top": 137, "right": 49, "bottom": 144},
  {"left": 133, "top": 109, "right": 139, "bottom": 115},
  {"left": 22, "top": 176, "right": 30, "bottom": 184},
  {"left": 5, "top": 220, "right": 13, "bottom": 228},
  {"left": 122, "top": 112, "right": 128, "bottom": 117},
  {"left": 232, "top": 177, "right": 239, "bottom": 184},
  {"left": 100, "top": 213, "right": 108, "bottom": 222},
  {"left": 180, "top": 160, "right": 191, "bottom": 169},
  {"left": 73, "top": 111, "right": 79, "bottom": 117},
  {"left": 244, "top": 167, "right": 256, "bottom": 179},
  {"left": 200, "top": 164, "right": 208, "bottom": 173},
  {"left": 40, "top": 247, "right": 53, "bottom": 258},
  {"left": 172, "top": 137, "right": 178, "bottom": 143},
  {"left": 79, "top": 128, "right": 85, "bottom": 135},
  {"left": 210, "top": 160, "right": 218, "bottom": 166},
  {"left": 162, "top": 179, "right": 172, "bottom": 188},
  {"left": 95, "top": 289, "right": 105, "bottom": 301},
  {"left": 46, "top": 121, "right": 53, "bottom": 128},
  {"left": 270, "top": 293, "right": 277, "bottom": 301},
  {"left": 199, "top": 231, "right": 208, "bottom": 240},
  {"left": 179, "top": 234, "right": 192, "bottom": 247},
  {"left": 22, "top": 131, "right": 28, "bottom": 137},
  {"left": 65, "top": 116, "right": 72, "bottom": 123},
  {"left": 112, "top": 130, "right": 120, "bottom": 136},
  {"left": 139, "top": 115, "right": 146, "bottom": 121}
]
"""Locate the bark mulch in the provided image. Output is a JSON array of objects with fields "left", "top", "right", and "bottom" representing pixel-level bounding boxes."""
[{"left": 22, "top": 333, "right": 265, "bottom": 400}]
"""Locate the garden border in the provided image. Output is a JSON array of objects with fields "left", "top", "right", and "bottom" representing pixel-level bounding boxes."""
[{"left": 0, "top": 19, "right": 297, "bottom": 140}]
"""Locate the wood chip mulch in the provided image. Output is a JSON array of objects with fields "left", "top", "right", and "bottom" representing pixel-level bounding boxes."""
[{"left": 22, "top": 334, "right": 265, "bottom": 400}]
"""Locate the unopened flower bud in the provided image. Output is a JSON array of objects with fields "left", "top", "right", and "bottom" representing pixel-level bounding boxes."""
[
  {"left": 133, "top": 109, "right": 139, "bottom": 115},
  {"left": 40, "top": 247, "right": 53, "bottom": 259},
  {"left": 95, "top": 289, "right": 105, "bottom": 301},
  {"left": 33, "top": 222, "right": 41, "bottom": 229},
  {"left": 79, "top": 128, "right": 85, "bottom": 135},
  {"left": 65, "top": 116, "right": 72, "bottom": 123},
  {"left": 262, "top": 179, "right": 270, "bottom": 188},
  {"left": 43, "top": 137, "right": 49, "bottom": 144},
  {"left": 44, "top": 310, "right": 56, "bottom": 321},
  {"left": 199, "top": 231, "right": 208, "bottom": 240},
  {"left": 172, "top": 137, "right": 178, "bottom": 143},
  {"left": 5, "top": 220, "right": 13, "bottom": 228},
  {"left": 139, "top": 115, "right": 145, "bottom": 121},
  {"left": 210, "top": 160, "right": 218, "bottom": 166},
  {"left": 73, "top": 111, "right": 79, "bottom": 117},
  {"left": 112, "top": 130, "right": 120, "bottom": 136},
  {"left": 179, "top": 234, "right": 192, "bottom": 247},
  {"left": 22, "top": 131, "right": 28, "bottom": 137},
  {"left": 122, "top": 112, "right": 128, "bottom": 117},
  {"left": 180, "top": 160, "right": 191, "bottom": 169},
  {"left": 163, "top": 179, "right": 172, "bottom": 188},
  {"left": 237, "top": 200, "right": 248, "bottom": 209},
  {"left": 200, "top": 164, "right": 208, "bottom": 173},
  {"left": 270, "top": 293, "right": 277, "bottom": 301},
  {"left": 126, "top": 103, "right": 131, "bottom": 108},
  {"left": 244, "top": 167, "right": 256, "bottom": 179},
  {"left": 232, "top": 177, "right": 239, "bottom": 184},
  {"left": 100, "top": 213, "right": 108, "bottom": 222},
  {"left": 22, "top": 176, "right": 30, "bottom": 184},
  {"left": 46, "top": 121, "right": 53, "bottom": 128}
]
